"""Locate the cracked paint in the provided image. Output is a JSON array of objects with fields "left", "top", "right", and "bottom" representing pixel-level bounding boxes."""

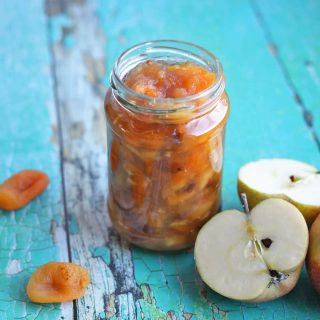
[
  {"left": 46, "top": 0, "right": 112, "bottom": 318},
  {"left": 68, "top": 214, "right": 79, "bottom": 235},
  {"left": 6, "top": 260, "right": 21, "bottom": 276},
  {"left": 0, "top": 0, "right": 70, "bottom": 318},
  {"left": 38, "top": 0, "right": 320, "bottom": 319},
  {"left": 132, "top": 248, "right": 223, "bottom": 319},
  {"left": 95, "top": 0, "right": 320, "bottom": 319},
  {"left": 45, "top": 0, "right": 230, "bottom": 318},
  {"left": 89, "top": 245, "right": 111, "bottom": 265}
]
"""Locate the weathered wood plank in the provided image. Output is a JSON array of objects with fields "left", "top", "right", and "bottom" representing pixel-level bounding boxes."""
[
  {"left": 0, "top": 0, "right": 71, "bottom": 319},
  {"left": 253, "top": 0, "right": 320, "bottom": 148},
  {"left": 46, "top": 1, "right": 125, "bottom": 319}
]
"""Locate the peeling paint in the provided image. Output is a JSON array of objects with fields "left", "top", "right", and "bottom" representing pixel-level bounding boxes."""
[
  {"left": 49, "top": 14, "right": 73, "bottom": 44},
  {"left": 6, "top": 260, "right": 21, "bottom": 275},
  {"left": 0, "top": 0, "right": 70, "bottom": 318},
  {"left": 42, "top": 0, "right": 320, "bottom": 319},
  {"left": 136, "top": 285, "right": 166, "bottom": 320},
  {"left": 68, "top": 214, "right": 79, "bottom": 235},
  {"left": 104, "top": 293, "right": 116, "bottom": 318},
  {"left": 50, "top": 220, "right": 70, "bottom": 262},
  {"left": 70, "top": 121, "right": 85, "bottom": 139},
  {"left": 46, "top": 0, "right": 111, "bottom": 318},
  {"left": 50, "top": 124, "right": 58, "bottom": 144},
  {"left": 63, "top": 34, "right": 76, "bottom": 48},
  {"left": 89, "top": 245, "right": 111, "bottom": 265}
]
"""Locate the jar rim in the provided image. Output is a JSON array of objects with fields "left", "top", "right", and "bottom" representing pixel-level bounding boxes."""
[{"left": 111, "top": 40, "right": 225, "bottom": 106}]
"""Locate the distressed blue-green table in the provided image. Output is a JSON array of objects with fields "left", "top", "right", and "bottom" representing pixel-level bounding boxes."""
[{"left": 0, "top": 0, "right": 319, "bottom": 319}]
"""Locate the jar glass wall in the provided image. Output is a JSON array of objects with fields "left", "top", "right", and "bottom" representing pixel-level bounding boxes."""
[{"left": 105, "top": 40, "right": 229, "bottom": 250}]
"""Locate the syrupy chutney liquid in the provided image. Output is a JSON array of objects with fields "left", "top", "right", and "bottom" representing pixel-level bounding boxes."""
[
  {"left": 105, "top": 44, "right": 229, "bottom": 251},
  {"left": 124, "top": 60, "right": 215, "bottom": 98}
]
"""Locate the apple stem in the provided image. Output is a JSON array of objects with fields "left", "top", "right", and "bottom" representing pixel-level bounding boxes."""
[
  {"left": 289, "top": 175, "right": 298, "bottom": 183},
  {"left": 240, "top": 193, "right": 250, "bottom": 214}
]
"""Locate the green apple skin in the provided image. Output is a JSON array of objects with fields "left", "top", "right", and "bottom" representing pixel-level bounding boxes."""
[
  {"left": 252, "top": 263, "right": 305, "bottom": 303},
  {"left": 238, "top": 179, "right": 320, "bottom": 227}
]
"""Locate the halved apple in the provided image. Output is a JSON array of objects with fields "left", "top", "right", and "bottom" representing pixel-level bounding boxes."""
[
  {"left": 238, "top": 159, "right": 320, "bottom": 226},
  {"left": 194, "top": 197, "right": 308, "bottom": 302}
]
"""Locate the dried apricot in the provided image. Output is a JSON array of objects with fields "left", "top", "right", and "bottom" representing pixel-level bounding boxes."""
[
  {"left": 0, "top": 170, "right": 49, "bottom": 210},
  {"left": 27, "top": 262, "right": 90, "bottom": 303}
]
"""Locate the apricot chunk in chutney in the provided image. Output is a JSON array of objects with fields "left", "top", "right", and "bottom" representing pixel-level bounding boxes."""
[
  {"left": 27, "top": 262, "right": 90, "bottom": 303},
  {"left": 124, "top": 60, "right": 215, "bottom": 98}
]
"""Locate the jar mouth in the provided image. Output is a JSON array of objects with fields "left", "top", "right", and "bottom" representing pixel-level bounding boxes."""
[{"left": 111, "top": 40, "right": 225, "bottom": 107}]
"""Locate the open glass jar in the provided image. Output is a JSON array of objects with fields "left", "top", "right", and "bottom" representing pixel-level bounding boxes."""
[{"left": 105, "top": 40, "right": 229, "bottom": 250}]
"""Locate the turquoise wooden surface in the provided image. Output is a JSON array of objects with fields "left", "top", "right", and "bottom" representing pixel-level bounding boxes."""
[
  {"left": 0, "top": 0, "right": 71, "bottom": 319},
  {"left": 0, "top": 0, "right": 320, "bottom": 319},
  {"left": 255, "top": 0, "right": 320, "bottom": 144}
]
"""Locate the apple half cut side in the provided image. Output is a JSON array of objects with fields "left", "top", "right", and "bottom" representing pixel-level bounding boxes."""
[
  {"left": 194, "top": 197, "right": 308, "bottom": 302},
  {"left": 238, "top": 159, "right": 320, "bottom": 226}
]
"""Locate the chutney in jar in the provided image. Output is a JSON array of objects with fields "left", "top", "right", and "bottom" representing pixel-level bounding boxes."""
[{"left": 105, "top": 41, "right": 229, "bottom": 250}]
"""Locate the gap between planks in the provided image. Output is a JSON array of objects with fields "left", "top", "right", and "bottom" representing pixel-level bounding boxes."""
[
  {"left": 45, "top": 7, "right": 78, "bottom": 320},
  {"left": 250, "top": 0, "right": 320, "bottom": 153}
]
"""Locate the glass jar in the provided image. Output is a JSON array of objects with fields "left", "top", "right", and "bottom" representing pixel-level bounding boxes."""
[{"left": 105, "top": 40, "right": 229, "bottom": 250}]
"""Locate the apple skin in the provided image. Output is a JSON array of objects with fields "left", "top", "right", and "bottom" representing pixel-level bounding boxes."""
[
  {"left": 238, "top": 179, "right": 320, "bottom": 227},
  {"left": 252, "top": 264, "right": 304, "bottom": 303},
  {"left": 307, "top": 213, "right": 320, "bottom": 293},
  {"left": 202, "top": 262, "right": 305, "bottom": 303},
  {"left": 199, "top": 265, "right": 304, "bottom": 303}
]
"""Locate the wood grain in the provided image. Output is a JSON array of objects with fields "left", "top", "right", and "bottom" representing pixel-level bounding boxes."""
[
  {"left": 0, "top": 0, "right": 319, "bottom": 319},
  {"left": 97, "top": 0, "right": 320, "bottom": 318},
  {"left": 47, "top": 0, "right": 228, "bottom": 318},
  {"left": 0, "top": 0, "right": 71, "bottom": 319},
  {"left": 46, "top": 1, "right": 143, "bottom": 319},
  {"left": 253, "top": 0, "right": 320, "bottom": 148},
  {"left": 48, "top": 0, "right": 320, "bottom": 318}
]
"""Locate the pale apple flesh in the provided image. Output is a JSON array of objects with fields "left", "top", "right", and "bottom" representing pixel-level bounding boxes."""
[
  {"left": 238, "top": 159, "right": 320, "bottom": 226},
  {"left": 307, "top": 213, "right": 320, "bottom": 293},
  {"left": 194, "top": 199, "right": 308, "bottom": 302}
]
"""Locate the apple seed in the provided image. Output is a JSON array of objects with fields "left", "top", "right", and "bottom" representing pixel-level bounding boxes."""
[
  {"left": 261, "top": 238, "right": 273, "bottom": 248},
  {"left": 289, "top": 175, "right": 301, "bottom": 183}
]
